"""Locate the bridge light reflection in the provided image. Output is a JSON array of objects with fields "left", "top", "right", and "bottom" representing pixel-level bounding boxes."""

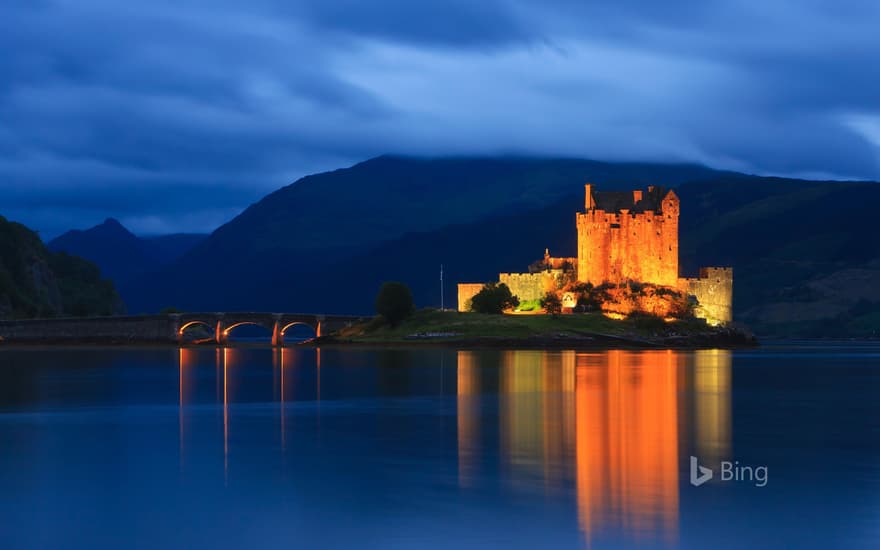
[
  {"left": 178, "top": 348, "right": 184, "bottom": 467},
  {"left": 178, "top": 347, "right": 200, "bottom": 469},
  {"left": 223, "top": 347, "right": 229, "bottom": 484},
  {"left": 174, "top": 346, "right": 325, "bottom": 483}
]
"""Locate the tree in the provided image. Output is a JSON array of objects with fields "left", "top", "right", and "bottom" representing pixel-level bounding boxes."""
[
  {"left": 470, "top": 282, "right": 519, "bottom": 314},
  {"left": 540, "top": 292, "right": 562, "bottom": 316},
  {"left": 568, "top": 281, "right": 605, "bottom": 312},
  {"left": 375, "top": 281, "right": 415, "bottom": 326}
]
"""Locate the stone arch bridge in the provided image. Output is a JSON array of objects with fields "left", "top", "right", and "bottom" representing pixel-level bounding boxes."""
[{"left": 0, "top": 312, "right": 366, "bottom": 346}]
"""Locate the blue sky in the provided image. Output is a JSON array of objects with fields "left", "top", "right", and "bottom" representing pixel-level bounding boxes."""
[{"left": 2, "top": 0, "right": 879, "bottom": 236}]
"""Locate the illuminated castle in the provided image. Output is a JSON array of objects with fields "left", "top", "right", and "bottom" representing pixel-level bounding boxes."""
[
  {"left": 458, "top": 183, "right": 733, "bottom": 325},
  {"left": 577, "top": 184, "right": 679, "bottom": 287}
]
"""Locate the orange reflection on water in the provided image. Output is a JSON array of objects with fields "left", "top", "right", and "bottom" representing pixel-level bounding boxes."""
[
  {"left": 455, "top": 349, "right": 734, "bottom": 546},
  {"left": 279, "top": 348, "right": 286, "bottom": 451},
  {"left": 575, "top": 350, "right": 681, "bottom": 544},
  {"left": 277, "top": 347, "right": 297, "bottom": 453},
  {"left": 177, "top": 347, "right": 205, "bottom": 469},
  {"left": 499, "top": 351, "right": 545, "bottom": 480},
  {"left": 693, "top": 349, "right": 732, "bottom": 468},
  {"left": 178, "top": 347, "right": 199, "bottom": 468},
  {"left": 222, "top": 347, "right": 230, "bottom": 483},
  {"left": 457, "top": 351, "right": 481, "bottom": 487},
  {"left": 541, "top": 351, "right": 575, "bottom": 489}
]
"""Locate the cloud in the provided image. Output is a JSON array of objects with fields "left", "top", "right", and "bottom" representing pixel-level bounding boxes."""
[{"left": 1, "top": 0, "right": 878, "bottom": 236}]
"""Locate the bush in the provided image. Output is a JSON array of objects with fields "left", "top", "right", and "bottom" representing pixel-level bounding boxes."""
[
  {"left": 566, "top": 282, "right": 604, "bottom": 312},
  {"left": 540, "top": 292, "right": 562, "bottom": 316},
  {"left": 375, "top": 281, "right": 415, "bottom": 326},
  {"left": 517, "top": 299, "right": 542, "bottom": 312},
  {"left": 470, "top": 282, "right": 519, "bottom": 314}
]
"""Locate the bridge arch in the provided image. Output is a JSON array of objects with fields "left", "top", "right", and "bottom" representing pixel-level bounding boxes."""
[
  {"left": 178, "top": 320, "right": 213, "bottom": 344},
  {"left": 222, "top": 321, "right": 274, "bottom": 344},
  {"left": 277, "top": 321, "right": 319, "bottom": 345}
]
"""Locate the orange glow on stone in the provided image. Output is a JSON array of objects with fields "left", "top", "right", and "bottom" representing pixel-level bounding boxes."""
[{"left": 577, "top": 187, "right": 680, "bottom": 288}]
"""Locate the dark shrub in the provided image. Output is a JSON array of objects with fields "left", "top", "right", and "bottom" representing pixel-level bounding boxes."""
[
  {"left": 540, "top": 292, "right": 562, "bottom": 316},
  {"left": 375, "top": 281, "right": 415, "bottom": 326},
  {"left": 470, "top": 282, "right": 519, "bottom": 314}
]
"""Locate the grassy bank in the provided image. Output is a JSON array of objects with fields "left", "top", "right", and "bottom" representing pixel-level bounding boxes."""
[{"left": 331, "top": 309, "right": 755, "bottom": 348}]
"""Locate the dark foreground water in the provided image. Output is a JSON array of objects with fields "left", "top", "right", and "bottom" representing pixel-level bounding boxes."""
[{"left": 0, "top": 344, "right": 878, "bottom": 549}]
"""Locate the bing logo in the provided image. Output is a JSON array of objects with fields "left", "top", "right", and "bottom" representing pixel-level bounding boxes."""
[
  {"left": 690, "top": 456, "right": 713, "bottom": 486},
  {"left": 689, "top": 456, "right": 769, "bottom": 487}
]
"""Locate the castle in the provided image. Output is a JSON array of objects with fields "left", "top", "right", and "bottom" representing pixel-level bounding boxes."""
[{"left": 458, "top": 184, "right": 733, "bottom": 325}]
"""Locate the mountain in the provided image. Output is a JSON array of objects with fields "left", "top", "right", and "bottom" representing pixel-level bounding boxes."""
[
  {"left": 48, "top": 219, "right": 207, "bottom": 307},
  {"left": 143, "top": 233, "right": 208, "bottom": 262},
  {"left": 676, "top": 176, "right": 880, "bottom": 336},
  {"left": 132, "top": 155, "right": 728, "bottom": 312},
  {"left": 190, "top": 155, "right": 723, "bottom": 260},
  {"left": 126, "top": 155, "right": 879, "bottom": 337},
  {"left": 49, "top": 218, "right": 153, "bottom": 283},
  {"left": 0, "top": 216, "right": 124, "bottom": 318}
]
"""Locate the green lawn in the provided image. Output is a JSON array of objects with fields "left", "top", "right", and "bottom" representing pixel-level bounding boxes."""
[{"left": 337, "top": 309, "right": 714, "bottom": 342}]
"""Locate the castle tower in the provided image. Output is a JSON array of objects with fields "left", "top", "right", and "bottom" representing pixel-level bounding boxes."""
[{"left": 576, "top": 184, "right": 679, "bottom": 287}]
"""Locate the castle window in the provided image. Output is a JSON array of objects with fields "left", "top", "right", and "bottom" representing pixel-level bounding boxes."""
[{"left": 610, "top": 223, "right": 620, "bottom": 229}]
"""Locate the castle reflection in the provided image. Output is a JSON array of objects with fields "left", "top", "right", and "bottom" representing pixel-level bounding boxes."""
[
  {"left": 178, "top": 346, "right": 730, "bottom": 546},
  {"left": 574, "top": 350, "right": 681, "bottom": 544},
  {"left": 457, "top": 348, "right": 732, "bottom": 546}
]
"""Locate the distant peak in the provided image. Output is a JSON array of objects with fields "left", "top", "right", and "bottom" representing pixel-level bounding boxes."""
[
  {"left": 90, "top": 217, "right": 136, "bottom": 239},
  {"left": 101, "top": 217, "right": 124, "bottom": 228}
]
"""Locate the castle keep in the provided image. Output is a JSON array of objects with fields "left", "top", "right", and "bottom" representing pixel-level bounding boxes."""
[
  {"left": 577, "top": 184, "right": 679, "bottom": 287},
  {"left": 458, "top": 183, "right": 734, "bottom": 325}
]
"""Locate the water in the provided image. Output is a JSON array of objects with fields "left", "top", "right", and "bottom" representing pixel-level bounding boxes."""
[{"left": 0, "top": 344, "right": 878, "bottom": 549}]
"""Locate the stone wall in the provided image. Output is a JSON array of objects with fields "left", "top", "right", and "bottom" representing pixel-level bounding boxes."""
[
  {"left": 0, "top": 315, "right": 178, "bottom": 343},
  {"left": 678, "top": 267, "right": 734, "bottom": 326},
  {"left": 457, "top": 283, "right": 485, "bottom": 312},
  {"left": 499, "top": 272, "right": 557, "bottom": 303}
]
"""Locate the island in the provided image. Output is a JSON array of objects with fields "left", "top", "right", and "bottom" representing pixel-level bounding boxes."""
[
  {"left": 324, "top": 308, "right": 756, "bottom": 349},
  {"left": 324, "top": 183, "right": 754, "bottom": 349}
]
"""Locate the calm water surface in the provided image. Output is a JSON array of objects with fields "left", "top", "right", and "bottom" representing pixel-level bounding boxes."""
[{"left": 0, "top": 344, "right": 878, "bottom": 549}]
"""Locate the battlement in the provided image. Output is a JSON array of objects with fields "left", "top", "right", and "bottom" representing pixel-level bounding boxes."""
[{"left": 699, "top": 267, "right": 733, "bottom": 280}]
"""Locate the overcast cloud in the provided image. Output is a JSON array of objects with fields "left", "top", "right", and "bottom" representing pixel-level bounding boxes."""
[{"left": 2, "top": 0, "right": 879, "bottom": 236}]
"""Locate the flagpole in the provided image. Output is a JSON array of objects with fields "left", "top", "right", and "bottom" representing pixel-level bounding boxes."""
[{"left": 440, "top": 264, "right": 444, "bottom": 311}]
